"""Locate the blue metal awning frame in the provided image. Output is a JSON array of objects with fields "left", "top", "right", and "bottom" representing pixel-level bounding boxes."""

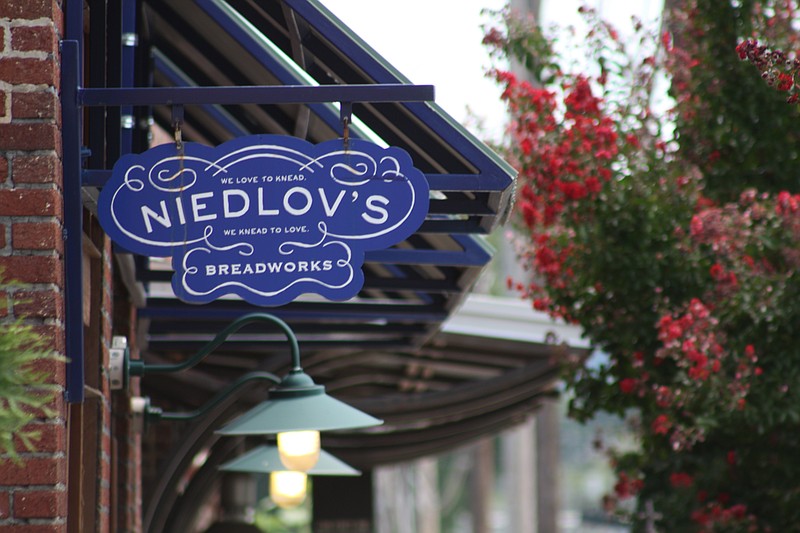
[{"left": 61, "top": 44, "right": 437, "bottom": 403}]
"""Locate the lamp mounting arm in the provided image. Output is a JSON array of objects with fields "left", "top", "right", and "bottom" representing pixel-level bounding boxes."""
[
  {"left": 138, "top": 371, "right": 281, "bottom": 430},
  {"left": 126, "top": 313, "right": 302, "bottom": 384}
]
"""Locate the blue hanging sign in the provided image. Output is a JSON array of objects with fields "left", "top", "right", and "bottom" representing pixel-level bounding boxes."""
[{"left": 98, "top": 135, "right": 429, "bottom": 306}]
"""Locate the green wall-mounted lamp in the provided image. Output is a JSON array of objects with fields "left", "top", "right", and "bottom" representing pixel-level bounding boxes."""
[
  {"left": 125, "top": 313, "right": 382, "bottom": 471},
  {"left": 219, "top": 444, "right": 360, "bottom": 509}
]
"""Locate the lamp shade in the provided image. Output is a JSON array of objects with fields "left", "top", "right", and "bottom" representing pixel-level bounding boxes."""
[
  {"left": 219, "top": 445, "right": 360, "bottom": 476},
  {"left": 215, "top": 370, "right": 382, "bottom": 436}
]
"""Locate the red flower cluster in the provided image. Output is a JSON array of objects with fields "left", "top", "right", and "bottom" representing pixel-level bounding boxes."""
[
  {"left": 506, "top": 73, "right": 615, "bottom": 231},
  {"left": 709, "top": 262, "right": 738, "bottom": 289},
  {"left": 670, "top": 471, "right": 694, "bottom": 488},
  {"left": 619, "top": 377, "right": 637, "bottom": 394},
  {"left": 657, "top": 298, "right": 725, "bottom": 384},
  {"left": 737, "top": 39, "right": 800, "bottom": 102},
  {"left": 687, "top": 188, "right": 800, "bottom": 291},
  {"left": 691, "top": 501, "right": 756, "bottom": 532},
  {"left": 492, "top": 68, "right": 620, "bottom": 309},
  {"left": 650, "top": 298, "right": 763, "bottom": 450},
  {"left": 613, "top": 471, "right": 643, "bottom": 499},
  {"left": 651, "top": 414, "right": 671, "bottom": 435},
  {"left": 776, "top": 190, "right": 800, "bottom": 214},
  {"left": 726, "top": 450, "right": 737, "bottom": 466}
]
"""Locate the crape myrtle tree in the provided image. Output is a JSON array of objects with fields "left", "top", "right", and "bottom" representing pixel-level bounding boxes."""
[{"left": 484, "top": 1, "right": 800, "bottom": 531}]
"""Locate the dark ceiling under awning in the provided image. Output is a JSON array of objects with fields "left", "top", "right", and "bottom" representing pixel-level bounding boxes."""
[{"left": 106, "top": 0, "right": 589, "bottom": 516}]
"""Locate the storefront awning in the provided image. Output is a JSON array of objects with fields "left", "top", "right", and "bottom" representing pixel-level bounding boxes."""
[{"left": 124, "top": 0, "right": 516, "bottom": 357}]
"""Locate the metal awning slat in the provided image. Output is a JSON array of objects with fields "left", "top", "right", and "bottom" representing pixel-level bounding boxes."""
[
  {"left": 139, "top": 299, "right": 450, "bottom": 323},
  {"left": 79, "top": 84, "right": 435, "bottom": 107},
  {"left": 136, "top": 268, "right": 461, "bottom": 293}
]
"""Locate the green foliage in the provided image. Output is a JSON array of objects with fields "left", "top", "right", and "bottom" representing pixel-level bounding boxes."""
[
  {"left": 667, "top": 0, "right": 800, "bottom": 202},
  {"left": 0, "top": 317, "right": 61, "bottom": 461}
]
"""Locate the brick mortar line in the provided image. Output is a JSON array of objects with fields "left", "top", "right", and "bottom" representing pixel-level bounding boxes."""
[
  {"left": 3, "top": 250, "right": 62, "bottom": 256},
  {"left": 6, "top": 219, "right": 62, "bottom": 226},
  {"left": 0, "top": 519, "right": 68, "bottom": 526},
  {"left": 6, "top": 148, "right": 61, "bottom": 155},
  {"left": 5, "top": 419, "right": 66, "bottom": 427},
  {"left": 7, "top": 485, "right": 67, "bottom": 493},
  {"left": 2, "top": 84, "right": 58, "bottom": 93},
  {"left": 5, "top": 118, "right": 60, "bottom": 125},
  {"left": 0, "top": 283, "right": 62, "bottom": 292},
  {"left": 3, "top": 18, "right": 57, "bottom": 27},
  {"left": 2, "top": 49, "right": 49, "bottom": 60},
  {"left": 0, "top": 451, "right": 66, "bottom": 460},
  {"left": 0, "top": 483, "right": 66, "bottom": 492},
  {"left": 0, "top": 184, "right": 63, "bottom": 191}
]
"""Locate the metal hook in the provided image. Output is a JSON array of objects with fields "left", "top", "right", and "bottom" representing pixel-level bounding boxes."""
[
  {"left": 340, "top": 101, "right": 352, "bottom": 151},
  {"left": 174, "top": 125, "right": 183, "bottom": 153},
  {"left": 172, "top": 104, "right": 185, "bottom": 154}
]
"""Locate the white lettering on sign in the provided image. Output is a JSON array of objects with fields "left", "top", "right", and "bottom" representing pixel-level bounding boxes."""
[
  {"left": 139, "top": 186, "right": 391, "bottom": 233},
  {"left": 363, "top": 195, "right": 390, "bottom": 224},
  {"left": 223, "top": 189, "right": 249, "bottom": 218},
  {"left": 204, "top": 260, "right": 334, "bottom": 276},
  {"left": 191, "top": 191, "right": 217, "bottom": 222}
]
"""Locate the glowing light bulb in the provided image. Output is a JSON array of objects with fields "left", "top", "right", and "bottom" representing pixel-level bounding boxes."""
[
  {"left": 270, "top": 471, "right": 307, "bottom": 509},
  {"left": 277, "top": 430, "right": 320, "bottom": 471}
]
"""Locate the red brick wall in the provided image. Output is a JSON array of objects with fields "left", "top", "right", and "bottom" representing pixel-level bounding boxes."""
[
  {"left": 112, "top": 293, "right": 143, "bottom": 533},
  {"left": 0, "top": 1, "right": 144, "bottom": 530},
  {"left": 0, "top": 1, "right": 68, "bottom": 531}
]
